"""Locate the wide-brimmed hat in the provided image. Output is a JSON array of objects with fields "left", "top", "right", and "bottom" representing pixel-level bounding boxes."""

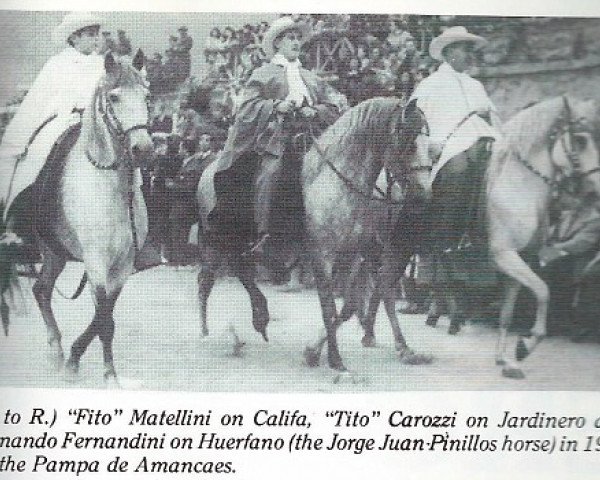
[
  {"left": 262, "top": 16, "right": 312, "bottom": 59},
  {"left": 52, "top": 11, "right": 101, "bottom": 47},
  {"left": 429, "top": 26, "right": 487, "bottom": 62}
]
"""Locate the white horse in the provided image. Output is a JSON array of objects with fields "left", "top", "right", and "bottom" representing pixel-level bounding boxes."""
[{"left": 488, "top": 96, "right": 600, "bottom": 378}]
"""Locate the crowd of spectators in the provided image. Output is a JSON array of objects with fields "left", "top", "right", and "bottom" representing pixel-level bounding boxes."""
[
  {"left": 144, "top": 26, "right": 194, "bottom": 94},
  {"left": 98, "top": 29, "right": 133, "bottom": 56},
  {"left": 194, "top": 14, "right": 443, "bottom": 111}
]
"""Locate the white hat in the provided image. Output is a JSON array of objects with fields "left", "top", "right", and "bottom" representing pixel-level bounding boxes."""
[
  {"left": 262, "top": 16, "right": 312, "bottom": 59},
  {"left": 52, "top": 11, "right": 101, "bottom": 47},
  {"left": 429, "top": 26, "right": 487, "bottom": 62}
]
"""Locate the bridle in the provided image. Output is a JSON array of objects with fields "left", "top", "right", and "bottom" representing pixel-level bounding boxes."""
[
  {"left": 310, "top": 101, "right": 432, "bottom": 206},
  {"left": 85, "top": 87, "right": 150, "bottom": 170},
  {"left": 517, "top": 96, "right": 600, "bottom": 193},
  {"left": 84, "top": 83, "right": 150, "bottom": 252}
]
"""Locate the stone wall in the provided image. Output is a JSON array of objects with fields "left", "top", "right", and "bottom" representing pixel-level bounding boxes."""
[{"left": 471, "top": 17, "right": 600, "bottom": 119}]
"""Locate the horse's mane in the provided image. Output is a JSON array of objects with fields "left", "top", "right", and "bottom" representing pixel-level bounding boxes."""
[
  {"left": 304, "top": 97, "right": 404, "bottom": 181},
  {"left": 487, "top": 96, "right": 571, "bottom": 186}
]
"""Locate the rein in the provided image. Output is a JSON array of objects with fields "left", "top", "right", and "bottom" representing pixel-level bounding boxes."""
[
  {"left": 514, "top": 96, "right": 600, "bottom": 195},
  {"left": 84, "top": 88, "right": 150, "bottom": 253},
  {"left": 307, "top": 105, "right": 429, "bottom": 207}
]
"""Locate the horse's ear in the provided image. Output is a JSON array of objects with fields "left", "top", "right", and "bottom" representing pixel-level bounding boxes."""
[
  {"left": 104, "top": 52, "right": 119, "bottom": 76},
  {"left": 133, "top": 49, "right": 145, "bottom": 71}
]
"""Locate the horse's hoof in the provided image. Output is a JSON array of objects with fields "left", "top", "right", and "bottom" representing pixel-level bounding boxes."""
[
  {"left": 425, "top": 316, "right": 438, "bottom": 328},
  {"left": 333, "top": 371, "right": 365, "bottom": 385},
  {"left": 361, "top": 335, "right": 376, "bottom": 348},
  {"left": 104, "top": 374, "right": 120, "bottom": 389},
  {"left": 502, "top": 366, "right": 525, "bottom": 379},
  {"left": 516, "top": 334, "right": 544, "bottom": 361},
  {"left": 495, "top": 358, "right": 507, "bottom": 366},
  {"left": 303, "top": 347, "right": 320, "bottom": 368},
  {"left": 64, "top": 359, "right": 79, "bottom": 383},
  {"left": 398, "top": 347, "right": 434, "bottom": 365},
  {"left": 252, "top": 318, "right": 269, "bottom": 342},
  {"left": 201, "top": 325, "right": 209, "bottom": 337},
  {"left": 448, "top": 324, "right": 461, "bottom": 335},
  {"left": 230, "top": 341, "right": 246, "bottom": 358},
  {"left": 47, "top": 342, "right": 65, "bottom": 370}
]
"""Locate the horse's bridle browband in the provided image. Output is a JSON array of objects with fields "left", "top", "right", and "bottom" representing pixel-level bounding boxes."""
[{"left": 517, "top": 96, "right": 600, "bottom": 192}]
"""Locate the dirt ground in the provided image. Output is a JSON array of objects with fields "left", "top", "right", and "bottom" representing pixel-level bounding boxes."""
[{"left": 2, "top": 263, "right": 600, "bottom": 392}]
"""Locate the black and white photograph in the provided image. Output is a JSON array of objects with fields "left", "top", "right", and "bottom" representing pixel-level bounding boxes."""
[{"left": 3, "top": 5, "right": 600, "bottom": 393}]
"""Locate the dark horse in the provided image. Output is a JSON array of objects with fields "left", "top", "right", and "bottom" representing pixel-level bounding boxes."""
[
  {"left": 1, "top": 52, "right": 153, "bottom": 386},
  {"left": 196, "top": 97, "right": 432, "bottom": 373}
]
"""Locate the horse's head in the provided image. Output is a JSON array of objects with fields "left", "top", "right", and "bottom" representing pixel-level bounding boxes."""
[
  {"left": 98, "top": 50, "right": 153, "bottom": 166},
  {"left": 388, "top": 100, "right": 432, "bottom": 206},
  {"left": 549, "top": 97, "right": 600, "bottom": 198}
]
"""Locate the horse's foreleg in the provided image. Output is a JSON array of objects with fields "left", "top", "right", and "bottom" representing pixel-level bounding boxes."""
[
  {"left": 197, "top": 242, "right": 220, "bottom": 337},
  {"left": 379, "top": 246, "right": 410, "bottom": 349},
  {"left": 338, "top": 255, "right": 367, "bottom": 325},
  {"left": 380, "top": 245, "right": 433, "bottom": 364},
  {"left": 359, "top": 260, "right": 381, "bottom": 347},
  {"left": 309, "top": 252, "right": 346, "bottom": 371},
  {"left": 236, "top": 256, "right": 269, "bottom": 342},
  {"left": 66, "top": 284, "right": 121, "bottom": 381},
  {"left": 495, "top": 278, "right": 523, "bottom": 377},
  {"left": 97, "top": 287, "right": 121, "bottom": 383},
  {"left": 32, "top": 244, "right": 66, "bottom": 365},
  {"left": 493, "top": 249, "right": 549, "bottom": 362}
]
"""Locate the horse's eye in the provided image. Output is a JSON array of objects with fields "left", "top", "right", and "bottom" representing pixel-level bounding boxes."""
[{"left": 109, "top": 93, "right": 120, "bottom": 103}]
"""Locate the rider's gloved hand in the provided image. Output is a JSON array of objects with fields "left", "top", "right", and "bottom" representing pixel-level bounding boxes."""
[
  {"left": 276, "top": 100, "right": 296, "bottom": 114},
  {"left": 299, "top": 106, "right": 317, "bottom": 119}
]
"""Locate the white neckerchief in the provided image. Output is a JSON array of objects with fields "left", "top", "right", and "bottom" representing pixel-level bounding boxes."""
[{"left": 271, "top": 53, "right": 313, "bottom": 106}]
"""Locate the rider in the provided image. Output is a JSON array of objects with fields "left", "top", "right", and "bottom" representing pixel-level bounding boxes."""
[
  {"left": 410, "top": 26, "right": 502, "bottom": 251},
  {"left": 0, "top": 12, "right": 104, "bottom": 240},
  {"left": 208, "top": 16, "right": 343, "bottom": 251}
]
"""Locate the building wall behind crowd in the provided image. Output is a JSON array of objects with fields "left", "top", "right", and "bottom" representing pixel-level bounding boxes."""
[{"left": 472, "top": 17, "right": 600, "bottom": 119}]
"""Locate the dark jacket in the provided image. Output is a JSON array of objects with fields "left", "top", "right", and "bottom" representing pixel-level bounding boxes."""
[{"left": 213, "top": 61, "right": 342, "bottom": 175}]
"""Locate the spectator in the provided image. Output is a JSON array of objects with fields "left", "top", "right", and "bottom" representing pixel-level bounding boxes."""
[
  {"left": 99, "top": 31, "right": 116, "bottom": 54},
  {"left": 387, "top": 20, "right": 412, "bottom": 51},
  {"left": 340, "top": 57, "right": 364, "bottom": 106},
  {"left": 147, "top": 52, "right": 165, "bottom": 94},
  {"left": 400, "top": 36, "right": 420, "bottom": 72},
  {"left": 166, "top": 132, "right": 217, "bottom": 264},
  {"left": 146, "top": 133, "right": 171, "bottom": 262},
  {"left": 176, "top": 26, "right": 193, "bottom": 78},
  {"left": 115, "top": 29, "right": 132, "bottom": 56},
  {"left": 395, "top": 69, "right": 414, "bottom": 103},
  {"left": 369, "top": 45, "right": 386, "bottom": 70},
  {"left": 205, "top": 27, "right": 223, "bottom": 54},
  {"left": 538, "top": 193, "right": 600, "bottom": 338},
  {"left": 356, "top": 43, "right": 370, "bottom": 71}
]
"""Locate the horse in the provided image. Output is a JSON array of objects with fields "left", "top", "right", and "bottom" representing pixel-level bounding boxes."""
[
  {"left": 300, "top": 97, "right": 432, "bottom": 375},
  {"left": 1, "top": 51, "right": 153, "bottom": 385},
  {"left": 195, "top": 97, "right": 432, "bottom": 369},
  {"left": 487, "top": 95, "right": 600, "bottom": 378}
]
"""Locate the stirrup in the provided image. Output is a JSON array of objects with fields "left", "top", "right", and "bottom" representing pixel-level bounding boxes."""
[{"left": 242, "top": 233, "right": 270, "bottom": 258}]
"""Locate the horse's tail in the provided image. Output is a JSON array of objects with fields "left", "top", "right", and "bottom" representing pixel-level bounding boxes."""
[
  {"left": 0, "top": 253, "right": 14, "bottom": 336},
  {"left": 0, "top": 213, "right": 18, "bottom": 336}
]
